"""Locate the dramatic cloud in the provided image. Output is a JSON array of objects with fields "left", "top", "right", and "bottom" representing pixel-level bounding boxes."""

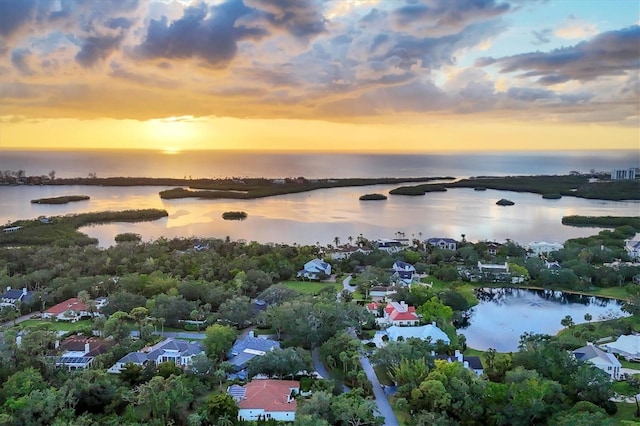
[
  {"left": 478, "top": 26, "right": 640, "bottom": 84},
  {"left": 0, "top": 0, "right": 637, "bottom": 126},
  {"left": 135, "top": 0, "right": 269, "bottom": 66}
]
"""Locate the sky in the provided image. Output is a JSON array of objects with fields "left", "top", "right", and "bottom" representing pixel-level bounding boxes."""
[{"left": 0, "top": 0, "right": 638, "bottom": 152}]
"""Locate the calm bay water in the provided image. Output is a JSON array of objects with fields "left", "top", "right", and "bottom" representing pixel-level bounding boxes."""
[
  {"left": 460, "top": 288, "right": 629, "bottom": 352},
  {"left": 0, "top": 149, "right": 638, "bottom": 247}
]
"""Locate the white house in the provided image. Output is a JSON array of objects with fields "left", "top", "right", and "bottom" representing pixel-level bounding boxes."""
[
  {"left": 297, "top": 258, "right": 331, "bottom": 280},
  {"left": 478, "top": 261, "right": 509, "bottom": 274},
  {"left": 375, "top": 239, "right": 404, "bottom": 254},
  {"left": 527, "top": 241, "right": 564, "bottom": 257},
  {"left": 427, "top": 238, "right": 457, "bottom": 251},
  {"left": 229, "top": 379, "right": 299, "bottom": 422},
  {"left": 573, "top": 342, "right": 622, "bottom": 380},
  {"left": 108, "top": 338, "right": 204, "bottom": 373},
  {"left": 603, "top": 335, "right": 640, "bottom": 361},
  {"left": 611, "top": 168, "right": 636, "bottom": 180},
  {"left": 42, "top": 297, "right": 105, "bottom": 322},
  {"left": 436, "top": 350, "right": 484, "bottom": 376},
  {"left": 391, "top": 260, "right": 417, "bottom": 285},
  {"left": 625, "top": 241, "right": 640, "bottom": 261},
  {"left": 54, "top": 335, "right": 113, "bottom": 371},
  {"left": 329, "top": 245, "right": 372, "bottom": 260},
  {"left": 378, "top": 301, "right": 420, "bottom": 326},
  {"left": 374, "top": 323, "right": 451, "bottom": 347}
]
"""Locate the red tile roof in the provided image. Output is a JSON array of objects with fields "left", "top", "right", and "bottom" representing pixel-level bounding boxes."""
[
  {"left": 45, "top": 298, "right": 89, "bottom": 315},
  {"left": 239, "top": 380, "right": 299, "bottom": 412}
]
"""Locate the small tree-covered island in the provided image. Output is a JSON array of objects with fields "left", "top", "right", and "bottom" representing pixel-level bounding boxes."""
[{"left": 1, "top": 199, "right": 640, "bottom": 425}]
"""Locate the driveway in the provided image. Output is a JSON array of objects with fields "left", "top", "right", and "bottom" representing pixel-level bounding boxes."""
[
  {"left": 342, "top": 275, "right": 355, "bottom": 293},
  {"left": 360, "top": 355, "right": 399, "bottom": 426}
]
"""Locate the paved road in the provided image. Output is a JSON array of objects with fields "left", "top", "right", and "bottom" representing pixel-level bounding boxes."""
[
  {"left": 360, "top": 355, "right": 399, "bottom": 426},
  {"left": 0, "top": 311, "right": 41, "bottom": 328},
  {"left": 311, "top": 348, "right": 330, "bottom": 379}
]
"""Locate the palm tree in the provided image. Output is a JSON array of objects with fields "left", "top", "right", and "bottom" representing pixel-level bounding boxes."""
[
  {"left": 216, "top": 414, "right": 234, "bottom": 426},
  {"left": 333, "top": 236, "right": 341, "bottom": 247}
]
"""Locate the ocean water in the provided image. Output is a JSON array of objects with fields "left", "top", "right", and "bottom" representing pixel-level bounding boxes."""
[
  {"left": 0, "top": 149, "right": 638, "bottom": 247},
  {"left": 0, "top": 149, "right": 638, "bottom": 179}
]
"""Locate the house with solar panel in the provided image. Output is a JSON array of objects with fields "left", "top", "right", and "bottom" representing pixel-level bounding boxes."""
[
  {"left": 53, "top": 334, "right": 114, "bottom": 371},
  {"left": 391, "top": 260, "right": 417, "bottom": 285},
  {"left": 227, "top": 331, "right": 280, "bottom": 379},
  {"left": 228, "top": 379, "right": 300, "bottom": 422},
  {"left": 107, "top": 337, "right": 204, "bottom": 373}
]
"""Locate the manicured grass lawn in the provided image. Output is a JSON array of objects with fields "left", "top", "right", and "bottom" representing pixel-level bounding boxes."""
[
  {"left": 613, "top": 402, "right": 640, "bottom": 425},
  {"left": 619, "top": 359, "right": 640, "bottom": 371},
  {"left": 17, "top": 318, "right": 93, "bottom": 332},
  {"left": 279, "top": 280, "right": 342, "bottom": 295}
]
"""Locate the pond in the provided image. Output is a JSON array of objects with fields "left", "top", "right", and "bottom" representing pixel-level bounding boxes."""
[{"left": 458, "top": 288, "right": 630, "bottom": 352}]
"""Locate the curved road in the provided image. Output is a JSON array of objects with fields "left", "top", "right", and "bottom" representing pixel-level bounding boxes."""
[{"left": 360, "top": 355, "right": 399, "bottom": 426}]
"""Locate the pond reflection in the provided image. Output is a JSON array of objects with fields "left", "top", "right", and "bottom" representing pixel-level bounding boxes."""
[{"left": 459, "top": 288, "right": 628, "bottom": 352}]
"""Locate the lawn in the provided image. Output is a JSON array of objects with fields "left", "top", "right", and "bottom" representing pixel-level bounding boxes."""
[
  {"left": 17, "top": 318, "right": 93, "bottom": 332},
  {"left": 279, "top": 280, "right": 342, "bottom": 295},
  {"left": 613, "top": 402, "right": 640, "bottom": 425}
]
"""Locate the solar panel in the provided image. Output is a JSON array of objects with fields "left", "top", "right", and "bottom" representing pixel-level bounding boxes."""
[{"left": 228, "top": 385, "right": 246, "bottom": 401}]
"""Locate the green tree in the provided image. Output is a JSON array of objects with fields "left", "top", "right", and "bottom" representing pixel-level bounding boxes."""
[
  {"left": 218, "top": 295, "right": 253, "bottom": 327},
  {"left": 204, "top": 324, "right": 237, "bottom": 360},
  {"left": 560, "top": 315, "right": 574, "bottom": 328},
  {"left": 201, "top": 393, "right": 239, "bottom": 424},
  {"left": 417, "top": 297, "right": 454, "bottom": 323}
]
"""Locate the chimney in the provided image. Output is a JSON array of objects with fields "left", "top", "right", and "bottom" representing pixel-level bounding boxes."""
[
  {"left": 6, "top": 286, "right": 10, "bottom": 293},
  {"left": 455, "top": 350, "right": 463, "bottom": 363},
  {"left": 22, "top": 288, "right": 27, "bottom": 296},
  {"left": 249, "top": 330, "right": 255, "bottom": 338},
  {"left": 55, "top": 339, "right": 59, "bottom": 349},
  {"left": 432, "top": 321, "right": 436, "bottom": 327},
  {"left": 463, "top": 361, "right": 469, "bottom": 369}
]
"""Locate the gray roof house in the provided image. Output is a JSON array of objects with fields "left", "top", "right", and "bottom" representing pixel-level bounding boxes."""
[
  {"left": 228, "top": 331, "right": 281, "bottom": 379},
  {"left": 427, "top": 238, "right": 457, "bottom": 251},
  {"left": 573, "top": 342, "right": 622, "bottom": 380},
  {"left": 107, "top": 338, "right": 204, "bottom": 373},
  {"left": 0, "top": 287, "right": 33, "bottom": 308},
  {"left": 392, "top": 260, "right": 417, "bottom": 285},
  {"left": 297, "top": 258, "right": 331, "bottom": 280}
]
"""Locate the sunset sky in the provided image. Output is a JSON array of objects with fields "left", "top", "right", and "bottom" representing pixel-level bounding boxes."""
[{"left": 0, "top": 0, "right": 638, "bottom": 152}]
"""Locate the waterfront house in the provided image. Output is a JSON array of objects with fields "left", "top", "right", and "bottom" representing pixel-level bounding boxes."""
[
  {"left": 329, "top": 245, "right": 372, "bottom": 260},
  {"left": 603, "top": 335, "right": 640, "bottom": 361},
  {"left": 625, "top": 240, "right": 640, "bottom": 261},
  {"left": 107, "top": 338, "right": 204, "bottom": 373},
  {"left": 229, "top": 379, "right": 299, "bottom": 422},
  {"left": 527, "top": 241, "right": 564, "bottom": 257},
  {"left": 611, "top": 168, "right": 636, "bottom": 180},
  {"left": 427, "top": 238, "right": 457, "bottom": 251},
  {"left": 375, "top": 239, "right": 404, "bottom": 254},
  {"left": 374, "top": 323, "right": 451, "bottom": 347},
  {"left": 296, "top": 258, "right": 331, "bottom": 280},
  {"left": 573, "top": 342, "right": 621, "bottom": 380}
]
